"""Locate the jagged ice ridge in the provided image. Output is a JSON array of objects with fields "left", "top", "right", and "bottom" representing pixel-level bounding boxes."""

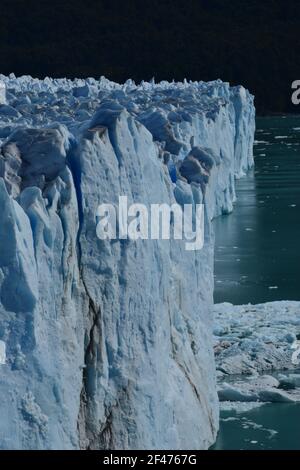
[{"left": 0, "top": 75, "right": 255, "bottom": 449}]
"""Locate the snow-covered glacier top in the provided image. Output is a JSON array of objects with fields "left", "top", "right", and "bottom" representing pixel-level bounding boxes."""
[
  {"left": 0, "top": 75, "right": 253, "bottom": 134},
  {"left": 0, "top": 74, "right": 255, "bottom": 215},
  {"left": 0, "top": 75, "right": 255, "bottom": 450}
]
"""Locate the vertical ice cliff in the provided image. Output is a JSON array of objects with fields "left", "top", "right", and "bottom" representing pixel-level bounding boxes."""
[
  {"left": 0, "top": 82, "right": 6, "bottom": 105},
  {"left": 0, "top": 75, "right": 255, "bottom": 449}
]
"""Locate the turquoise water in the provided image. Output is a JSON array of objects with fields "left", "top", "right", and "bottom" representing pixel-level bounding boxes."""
[
  {"left": 212, "top": 402, "right": 300, "bottom": 450},
  {"left": 213, "top": 116, "right": 300, "bottom": 450},
  {"left": 214, "top": 115, "right": 300, "bottom": 305}
]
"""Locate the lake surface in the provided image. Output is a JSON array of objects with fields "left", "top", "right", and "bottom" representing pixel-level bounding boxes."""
[
  {"left": 212, "top": 402, "right": 300, "bottom": 450},
  {"left": 214, "top": 115, "right": 300, "bottom": 305},
  {"left": 213, "top": 115, "right": 300, "bottom": 450}
]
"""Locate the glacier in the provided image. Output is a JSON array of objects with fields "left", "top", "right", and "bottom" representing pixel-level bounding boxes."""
[
  {"left": 0, "top": 82, "right": 6, "bottom": 105},
  {"left": 0, "top": 75, "right": 255, "bottom": 449}
]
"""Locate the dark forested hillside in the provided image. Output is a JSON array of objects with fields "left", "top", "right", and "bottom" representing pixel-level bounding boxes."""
[{"left": 0, "top": 0, "right": 299, "bottom": 114}]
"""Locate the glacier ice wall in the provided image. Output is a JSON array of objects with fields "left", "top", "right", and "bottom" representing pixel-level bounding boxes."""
[
  {"left": 0, "top": 82, "right": 6, "bottom": 105},
  {"left": 0, "top": 75, "right": 255, "bottom": 449}
]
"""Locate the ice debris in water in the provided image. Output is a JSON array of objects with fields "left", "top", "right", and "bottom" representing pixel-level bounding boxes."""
[{"left": 214, "top": 301, "right": 300, "bottom": 406}]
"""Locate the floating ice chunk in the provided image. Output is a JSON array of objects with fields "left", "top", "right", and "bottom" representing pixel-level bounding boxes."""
[
  {"left": 279, "top": 374, "right": 300, "bottom": 389},
  {"left": 248, "top": 375, "right": 279, "bottom": 388},
  {"left": 218, "top": 383, "right": 256, "bottom": 402},
  {"left": 220, "top": 402, "right": 265, "bottom": 413},
  {"left": 258, "top": 388, "right": 297, "bottom": 403},
  {"left": 221, "top": 417, "right": 239, "bottom": 422},
  {"left": 218, "top": 377, "right": 298, "bottom": 404}
]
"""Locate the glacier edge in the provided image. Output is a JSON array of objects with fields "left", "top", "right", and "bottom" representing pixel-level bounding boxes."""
[{"left": 0, "top": 76, "right": 255, "bottom": 449}]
